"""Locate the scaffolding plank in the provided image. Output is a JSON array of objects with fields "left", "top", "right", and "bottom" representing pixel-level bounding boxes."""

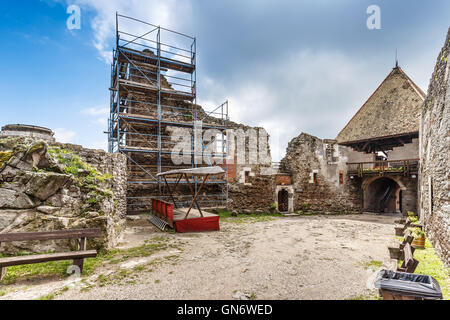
[
  {"left": 118, "top": 47, "right": 195, "bottom": 74},
  {"left": 118, "top": 79, "right": 195, "bottom": 101},
  {"left": 118, "top": 112, "right": 226, "bottom": 129}
]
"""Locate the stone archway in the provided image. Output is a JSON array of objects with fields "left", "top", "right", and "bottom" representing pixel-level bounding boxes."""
[
  {"left": 278, "top": 189, "right": 289, "bottom": 212},
  {"left": 363, "top": 177, "right": 402, "bottom": 213}
]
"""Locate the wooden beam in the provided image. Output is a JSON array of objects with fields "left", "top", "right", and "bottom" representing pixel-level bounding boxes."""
[
  {"left": 163, "top": 176, "right": 179, "bottom": 209},
  {"left": 184, "top": 174, "right": 209, "bottom": 219},
  {"left": 183, "top": 174, "right": 204, "bottom": 219},
  {"left": 0, "top": 229, "right": 101, "bottom": 243}
]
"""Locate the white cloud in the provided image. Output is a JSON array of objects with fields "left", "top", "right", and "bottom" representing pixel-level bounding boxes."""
[
  {"left": 71, "top": 0, "right": 192, "bottom": 63},
  {"left": 85, "top": 140, "right": 108, "bottom": 151},
  {"left": 199, "top": 49, "right": 378, "bottom": 161},
  {"left": 54, "top": 128, "right": 76, "bottom": 143},
  {"left": 70, "top": 1, "right": 410, "bottom": 163},
  {"left": 82, "top": 106, "right": 109, "bottom": 125}
]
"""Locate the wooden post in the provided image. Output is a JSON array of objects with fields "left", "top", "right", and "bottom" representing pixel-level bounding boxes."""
[
  {"left": 184, "top": 174, "right": 204, "bottom": 218},
  {"left": 184, "top": 174, "right": 209, "bottom": 219},
  {"left": 0, "top": 267, "right": 6, "bottom": 281},
  {"left": 73, "top": 259, "right": 84, "bottom": 274}
]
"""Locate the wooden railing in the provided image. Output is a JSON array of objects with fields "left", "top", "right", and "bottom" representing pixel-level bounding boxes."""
[{"left": 347, "top": 159, "right": 419, "bottom": 177}]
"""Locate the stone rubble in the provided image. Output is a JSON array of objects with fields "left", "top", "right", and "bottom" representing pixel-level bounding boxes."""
[{"left": 0, "top": 136, "right": 127, "bottom": 253}]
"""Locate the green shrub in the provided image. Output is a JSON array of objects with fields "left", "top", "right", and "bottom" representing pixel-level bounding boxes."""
[
  {"left": 48, "top": 147, "right": 113, "bottom": 196},
  {"left": 408, "top": 227, "right": 425, "bottom": 239},
  {"left": 0, "top": 150, "right": 13, "bottom": 168}
]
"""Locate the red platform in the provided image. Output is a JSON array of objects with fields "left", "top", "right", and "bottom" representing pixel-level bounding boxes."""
[{"left": 151, "top": 199, "right": 220, "bottom": 233}]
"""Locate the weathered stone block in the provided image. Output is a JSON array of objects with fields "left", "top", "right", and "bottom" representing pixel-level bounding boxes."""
[
  {"left": 0, "top": 188, "right": 35, "bottom": 209},
  {"left": 24, "top": 172, "right": 70, "bottom": 201}
]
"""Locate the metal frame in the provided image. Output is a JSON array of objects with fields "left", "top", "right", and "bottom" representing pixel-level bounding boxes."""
[{"left": 108, "top": 13, "right": 229, "bottom": 213}]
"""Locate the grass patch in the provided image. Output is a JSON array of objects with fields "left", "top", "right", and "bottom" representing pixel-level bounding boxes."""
[
  {"left": 347, "top": 292, "right": 382, "bottom": 300},
  {"left": 413, "top": 239, "right": 450, "bottom": 300},
  {"left": 0, "top": 259, "right": 73, "bottom": 285},
  {"left": 36, "top": 286, "right": 70, "bottom": 300},
  {"left": 37, "top": 293, "right": 56, "bottom": 300},
  {"left": 359, "top": 260, "right": 383, "bottom": 271},
  {"left": 0, "top": 237, "right": 171, "bottom": 286},
  {"left": 216, "top": 209, "right": 282, "bottom": 224}
]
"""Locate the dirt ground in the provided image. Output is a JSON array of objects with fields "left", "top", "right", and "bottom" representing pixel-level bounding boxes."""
[{"left": 1, "top": 213, "right": 399, "bottom": 300}]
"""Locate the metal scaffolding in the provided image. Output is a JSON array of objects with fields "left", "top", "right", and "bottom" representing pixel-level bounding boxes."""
[{"left": 108, "top": 13, "right": 229, "bottom": 214}]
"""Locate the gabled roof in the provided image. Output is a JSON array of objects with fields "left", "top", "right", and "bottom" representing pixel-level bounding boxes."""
[{"left": 336, "top": 67, "right": 425, "bottom": 144}]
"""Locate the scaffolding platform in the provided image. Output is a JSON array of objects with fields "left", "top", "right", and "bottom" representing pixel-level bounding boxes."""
[{"left": 108, "top": 13, "right": 229, "bottom": 214}]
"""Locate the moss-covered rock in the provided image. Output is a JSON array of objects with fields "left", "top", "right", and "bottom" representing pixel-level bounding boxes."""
[
  {"left": 0, "top": 151, "right": 13, "bottom": 170},
  {"left": 0, "top": 136, "right": 126, "bottom": 253}
]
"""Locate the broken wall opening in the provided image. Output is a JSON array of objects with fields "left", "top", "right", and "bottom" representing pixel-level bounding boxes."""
[{"left": 364, "top": 177, "right": 401, "bottom": 213}]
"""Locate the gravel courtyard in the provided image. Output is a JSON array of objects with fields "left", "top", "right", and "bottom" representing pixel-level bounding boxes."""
[{"left": 1, "top": 213, "right": 398, "bottom": 300}]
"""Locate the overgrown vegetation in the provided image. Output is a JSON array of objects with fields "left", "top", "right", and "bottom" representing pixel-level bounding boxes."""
[
  {"left": 36, "top": 286, "right": 69, "bottom": 300},
  {"left": 362, "top": 167, "right": 404, "bottom": 173},
  {"left": 47, "top": 147, "right": 113, "bottom": 197},
  {"left": 359, "top": 260, "right": 383, "bottom": 271},
  {"left": 413, "top": 239, "right": 450, "bottom": 300},
  {"left": 408, "top": 227, "right": 425, "bottom": 239},
  {"left": 347, "top": 292, "right": 382, "bottom": 300},
  {"left": 0, "top": 150, "right": 13, "bottom": 168}
]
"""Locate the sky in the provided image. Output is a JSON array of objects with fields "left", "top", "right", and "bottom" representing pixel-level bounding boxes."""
[{"left": 0, "top": 0, "right": 448, "bottom": 161}]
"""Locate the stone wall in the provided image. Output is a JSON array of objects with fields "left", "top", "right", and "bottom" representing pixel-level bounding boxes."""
[
  {"left": 0, "top": 136, "right": 127, "bottom": 254},
  {"left": 228, "top": 166, "right": 275, "bottom": 211},
  {"left": 226, "top": 122, "right": 276, "bottom": 211},
  {"left": 419, "top": 28, "right": 450, "bottom": 266},
  {"left": 280, "top": 133, "right": 362, "bottom": 213}
]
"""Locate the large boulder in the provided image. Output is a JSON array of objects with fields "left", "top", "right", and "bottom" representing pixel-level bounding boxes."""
[
  {"left": 0, "top": 136, "right": 127, "bottom": 254},
  {"left": 24, "top": 172, "right": 70, "bottom": 201},
  {"left": 0, "top": 188, "right": 35, "bottom": 209}
]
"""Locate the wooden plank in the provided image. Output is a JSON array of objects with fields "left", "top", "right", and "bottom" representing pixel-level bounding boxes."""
[
  {"left": 183, "top": 174, "right": 207, "bottom": 219},
  {"left": 404, "top": 243, "right": 419, "bottom": 273},
  {"left": 404, "top": 243, "right": 413, "bottom": 263},
  {"left": 172, "top": 208, "right": 217, "bottom": 221},
  {"left": 0, "top": 250, "right": 97, "bottom": 268},
  {"left": 0, "top": 229, "right": 101, "bottom": 243}
]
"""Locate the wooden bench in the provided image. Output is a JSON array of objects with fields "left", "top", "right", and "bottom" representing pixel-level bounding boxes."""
[
  {"left": 388, "top": 229, "right": 414, "bottom": 259},
  {"left": 0, "top": 228, "right": 100, "bottom": 281},
  {"left": 394, "top": 219, "right": 411, "bottom": 236},
  {"left": 397, "top": 243, "right": 419, "bottom": 273}
]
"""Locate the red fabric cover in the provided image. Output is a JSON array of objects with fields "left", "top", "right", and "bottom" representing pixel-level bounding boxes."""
[
  {"left": 152, "top": 199, "right": 174, "bottom": 221},
  {"left": 175, "top": 216, "right": 220, "bottom": 233}
]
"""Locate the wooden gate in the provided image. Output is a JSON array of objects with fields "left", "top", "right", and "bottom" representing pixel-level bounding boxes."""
[{"left": 278, "top": 189, "right": 289, "bottom": 212}]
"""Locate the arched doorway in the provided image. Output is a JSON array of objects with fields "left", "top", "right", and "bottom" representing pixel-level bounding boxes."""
[
  {"left": 278, "top": 189, "right": 289, "bottom": 212},
  {"left": 364, "top": 177, "right": 401, "bottom": 213}
]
